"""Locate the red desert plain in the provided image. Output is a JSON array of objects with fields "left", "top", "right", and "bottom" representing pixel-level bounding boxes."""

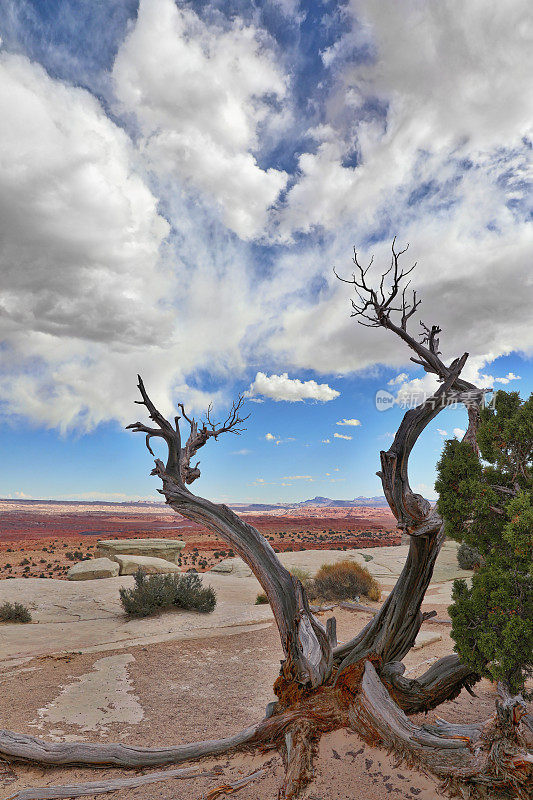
[{"left": 0, "top": 498, "right": 398, "bottom": 579}]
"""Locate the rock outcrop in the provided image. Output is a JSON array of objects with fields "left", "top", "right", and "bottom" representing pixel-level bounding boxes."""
[
  {"left": 96, "top": 538, "right": 185, "bottom": 563},
  {"left": 67, "top": 558, "right": 120, "bottom": 581}
]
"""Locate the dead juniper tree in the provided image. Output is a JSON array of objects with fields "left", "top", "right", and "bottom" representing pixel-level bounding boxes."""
[{"left": 1, "top": 241, "right": 532, "bottom": 800}]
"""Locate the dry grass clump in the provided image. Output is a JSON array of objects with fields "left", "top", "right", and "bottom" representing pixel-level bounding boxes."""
[
  {"left": 289, "top": 567, "right": 312, "bottom": 588},
  {"left": 255, "top": 593, "right": 269, "bottom": 605},
  {"left": 0, "top": 601, "right": 32, "bottom": 623},
  {"left": 309, "top": 560, "right": 381, "bottom": 602}
]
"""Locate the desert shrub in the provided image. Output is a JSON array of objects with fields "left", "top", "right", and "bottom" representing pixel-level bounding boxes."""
[
  {"left": 255, "top": 593, "right": 269, "bottom": 605},
  {"left": 0, "top": 601, "right": 32, "bottom": 623},
  {"left": 119, "top": 569, "right": 216, "bottom": 618},
  {"left": 309, "top": 560, "right": 381, "bottom": 602},
  {"left": 457, "top": 542, "right": 485, "bottom": 570}
]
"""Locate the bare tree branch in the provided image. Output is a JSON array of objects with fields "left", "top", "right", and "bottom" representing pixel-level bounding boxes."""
[
  {"left": 127, "top": 379, "right": 333, "bottom": 688},
  {"left": 126, "top": 376, "right": 249, "bottom": 485}
]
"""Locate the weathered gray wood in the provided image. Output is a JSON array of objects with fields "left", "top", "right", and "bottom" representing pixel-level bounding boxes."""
[
  {"left": 350, "top": 661, "right": 533, "bottom": 790},
  {"left": 333, "top": 250, "right": 484, "bottom": 699},
  {"left": 204, "top": 768, "right": 267, "bottom": 799},
  {"left": 334, "top": 512, "right": 445, "bottom": 671},
  {"left": 380, "top": 655, "right": 479, "bottom": 714},
  {"left": 0, "top": 713, "right": 295, "bottom": 767},
  {"left": 350, "top": 662, "right": 477, "bottom": 776},
  {"left": 3, "top": 766, "right": 219, "bottom": 800},
  {"left": 279, "top": 720, "right": 316, "bottom": 800}
]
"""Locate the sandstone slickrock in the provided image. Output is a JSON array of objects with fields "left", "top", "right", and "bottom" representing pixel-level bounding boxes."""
[
  {"left": 114, "top": 555, "right": 183, "bottom": 576},
  {"left": 67, "top": 558, "right": 119, "bottom": 581},
  {"left": 96, "top": 539, "right": 185, "bottom": 563}
]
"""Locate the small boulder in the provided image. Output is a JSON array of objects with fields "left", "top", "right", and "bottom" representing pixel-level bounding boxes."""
[
  {"left": 412, "top": 630, "right": 442, "bottom": 650},
  {"left": 114, "top": 554, "right": 183, "bottom": 576},
  {"left": 67, "top": 558, "right": 119, "bottom": 581},
  {"left": 210, "top": 558, "right": 252, "bottom": 577}
]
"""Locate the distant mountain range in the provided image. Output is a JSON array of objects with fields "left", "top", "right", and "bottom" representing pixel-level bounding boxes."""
[
  {"left": 298, "top": 495, "right": 388, "bottom": 508},
  {"left": 229, "top": 496, "right": 389, "bottom": 512},
  {"left": 1, "top": 496, "right": 388, "bottom": 510}
]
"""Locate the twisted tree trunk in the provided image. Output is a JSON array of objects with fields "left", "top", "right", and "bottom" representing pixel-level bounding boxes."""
[{"left": 1, "top": 242, "right": 530, "bottom": 799}]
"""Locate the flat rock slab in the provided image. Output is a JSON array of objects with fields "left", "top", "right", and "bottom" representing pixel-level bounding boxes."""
[
  {"left": 96, "top": 538, "right": 185, "bottom": 564},
  {"left": 0, "top": 575, "right": 274, "bottom": 663},
  {"left": 67, "top": 557, "right": 119, "bottom": 581},
  {"left": 114, "top": 554, "right": 183, "bottom": 575},
  {"left": 32, "top": 654, "right": 144, "bottom": 734},
  {"left": 413, "top": 630, "right": 443, "bottom": 650}
]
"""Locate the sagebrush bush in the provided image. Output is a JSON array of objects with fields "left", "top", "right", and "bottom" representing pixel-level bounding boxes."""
[
  {"left": 0, "top": 601, "right": 32, "bottom": 623},
  {"left": 255, "top": 593, "right": 269, "bottom": 605},
  {"left": 119, "top": 569, "right": 216, "bottom": 617},
  {"left": 457, "top": 542, "right": 485, "bottom": 570},
  {"left": 308, "top": 560, "right": 381, "bottom": 602}
]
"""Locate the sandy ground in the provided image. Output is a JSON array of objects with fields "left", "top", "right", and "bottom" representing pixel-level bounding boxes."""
[
  {"left": 1, "top": 541, "right": 524, "bottom": 799},
  {"left": 0, "top": 604, "right": 501, "bottom": 800}
]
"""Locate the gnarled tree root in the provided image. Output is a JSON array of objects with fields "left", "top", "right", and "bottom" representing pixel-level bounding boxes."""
[
  {"left": 278, "top": 720, "right": 318, "bottom": 799},
  {"left": 0, "top": 712, "right": 295, "bottom": 768},
  {"left": 350, "top": 662, "right": 533, "bottom": 799},
  {"left": 381, "top": 654, "right": 480, "bottom": 714},
  {"left": 2, "top": 766, "right": 223, "bottom": 800}
]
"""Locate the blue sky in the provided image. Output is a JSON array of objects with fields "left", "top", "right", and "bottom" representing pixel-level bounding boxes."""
[{"left": 0, "top": 1, "right": 531, "bottom": 502}]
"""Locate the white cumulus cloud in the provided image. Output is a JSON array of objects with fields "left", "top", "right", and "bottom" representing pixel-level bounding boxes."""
[
  {"left": 333, "top": 432, "right": 352, "bottom": 440},
  {"left": 247, "top": 372, "right": 340, "bottom": 402},
  {"left": 388, "top": 373, "right": 409, "bottom": 386},
  {"left": 336, "top": 418, "right": 361, "bottom": 426},
  {"left": 494, "top": 372, "right": 521, "bottom": 384}
]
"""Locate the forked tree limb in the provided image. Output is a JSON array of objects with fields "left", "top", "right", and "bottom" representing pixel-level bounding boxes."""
[{"left": 332, "top": 244, "right": 484, "bottom": 706}]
